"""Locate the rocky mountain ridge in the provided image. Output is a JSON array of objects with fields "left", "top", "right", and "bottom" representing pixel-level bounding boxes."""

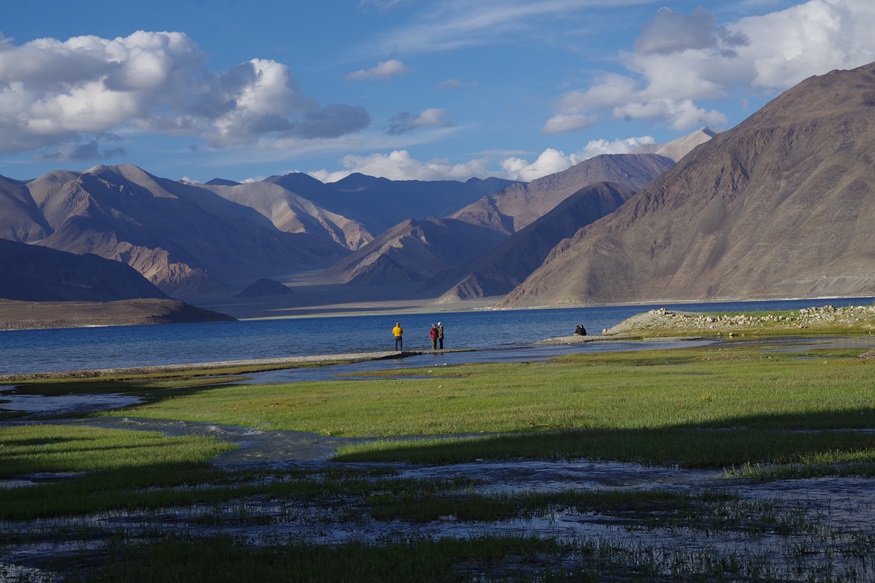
[
  {"left": 500, "top": 63, "right": 875, "bottom": 308},
  {"left": 450, "top": 153, "right": 675, "bottom": 235},
  {"left": 0, "top": 127, "right": 714, "bottom": 321},
  {"left": 436, "top": 181, "right": 637, "bottom": 302},
  {"left": 325, "top": 154, "right": 674, "bottom": 296},
  {"left": 0, "top": 164, "right": 513, "bottom": 300}
]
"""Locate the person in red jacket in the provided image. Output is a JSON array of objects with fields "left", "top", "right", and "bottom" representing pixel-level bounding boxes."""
[{"left": 429, "top": 323, "right": 438, "bottom": 350}]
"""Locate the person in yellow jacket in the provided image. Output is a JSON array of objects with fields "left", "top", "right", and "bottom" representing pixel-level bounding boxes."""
[{"left": 392, "top": 322, "right": 403, "bottom": 351}]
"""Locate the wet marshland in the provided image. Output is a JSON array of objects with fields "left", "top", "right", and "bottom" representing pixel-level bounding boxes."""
[{"left": 2, "top": 339, "right": 875, "bottom": 581}]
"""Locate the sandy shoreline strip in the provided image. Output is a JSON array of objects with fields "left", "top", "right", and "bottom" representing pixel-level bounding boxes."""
[
  {"left": 0, "top": 350, "right": 439, "bottom": 382},
  {"left": 0, "top": 336, "right": 683, "bottom": 382}
]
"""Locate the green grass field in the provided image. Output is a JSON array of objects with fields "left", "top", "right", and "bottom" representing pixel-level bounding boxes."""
[{"left": 71, "top": 343, "right": 873, "bottom": 472}]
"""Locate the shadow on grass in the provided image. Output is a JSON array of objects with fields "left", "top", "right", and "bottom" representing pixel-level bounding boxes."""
[
  {"left": 0, "top": 460, "right": 227, "bottom": 521},
  {"left": 335, "top": 408, "right": 875, "bottom": 470}
]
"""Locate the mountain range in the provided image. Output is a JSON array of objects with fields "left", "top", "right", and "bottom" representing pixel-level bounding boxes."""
[
  {"left": 4, "top": 62, "right": 874, "bottom": 327},
  {"left": 0, "top": 165, "right": 514, "bottom": 301},
  {"left": 499, "top": 62, "right": 875, "bottom": 307}
]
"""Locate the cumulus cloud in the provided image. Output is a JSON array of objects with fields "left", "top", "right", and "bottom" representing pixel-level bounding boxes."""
[
  {"left": 499, "top": 136, "right": 655, "bottom": 181},
  {"left": 346, "top": 59, "right": 411, "bottom": 80},
  {"left": 387, "top": 108, "right": 453, "bottom": 134},
  {"left": 577, "top": 136, "right": 657, "bottom": 158},
  {"left": 634, "top": 7, "right": 747, "bottom": 56},
  {"left": 308, "top": 133, "right": 658, "bottom": 183},
  {"left": 309, "top": 150, "right": 490, "bottom": 182},
  {"left": 500, "top": 149, "right": 574, "bottom": 182},
  {"left": 0, "top": 30, "right": 370, "bottom": 156},
  {"left": 41, "top": 139, "right": 126, "bottom": 162},
  {"left": 547, "top": 0, "right": 875, "bottom": 132},
  {"left": 542, "top": 113, "right": 597, "bottom": 134}
]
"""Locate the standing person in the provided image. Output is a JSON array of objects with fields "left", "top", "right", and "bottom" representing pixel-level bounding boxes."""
[
  {"left": 392, "top": 322, "right": 403, "bottom": 351},
  {"left": 429, "top": 323, "right": 438, "bottom": 350},
  {"left": 437, "top": 322, "right": 444, "bottom": 349}
]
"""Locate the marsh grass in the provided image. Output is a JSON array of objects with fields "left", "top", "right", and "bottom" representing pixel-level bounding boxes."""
[
  {"left": 4, "top": 339, "right": 875, "bottom": 581},
  {"left": 334, "top": 427, "right": 875, "bottom": 470},
  {"left": 0, "top": 424, "right": 231, "bottom": 477},
  {"left": 78, "top": 535, "right": 575, "bottom": 583},
  {"left": 69, "top": 528, "right": 875, "bottom": 583},
  {"left": 363, "top": 488, "right": 817, "bottom": 539},
  {"left": 0, "top": 424, "right": 473, "bottom": 521},
  {"left": 6, "top": 343, "right": 872, "bottom": 473},
  {"left": 363, "top": 488, "right": 725, "bottom": 524},
  {"left": 62, "top": 343, "right": 874, "bottom": 474},
  {"left": 91, "top": 345, "right": 875, "bottom": 437}
]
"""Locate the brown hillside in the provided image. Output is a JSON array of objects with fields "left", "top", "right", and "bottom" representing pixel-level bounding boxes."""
[
  {"left": 451, "top": 154, "right": 674, "bottom": 235},
  {"left": 500, "top": 63, "right": 875, "bottom": 308},
  {"left": 23, "top": 165, "right": 348, "bottom": 297},
  {"left": 437, "top": 182, "right": 635, "bottom": 301},
  {"left": 325, "top": 217, "right": 507, "bottom": 285},
  {"left": 0, "top": 239, "right": 168, "bottom": 302}
]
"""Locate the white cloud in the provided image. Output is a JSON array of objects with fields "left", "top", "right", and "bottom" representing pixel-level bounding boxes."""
[
  {"left": 738, "top": 0, "right": 874, "bottom": 88},
  {"left": 0, "top": 30, "right": 370, "bottom": 155},
  {"left": 543, "top": 113, "right": 597, "bottom": 134},
  {"left": 548, "top": 0, "right": 875, "bottom": 132},
  {"left": 346, "top": 59, "right": 411, "bottom": 81},
  {"left": 578, "top": 136, "right": 656, "bottom": 158},
  {"left": 499, "top": 136, "right": 655, "bottom": 181},
  {"left": 388, "top": 107, "right": 453, "bottom": 134},
  {"left": 365, "top": 0, "right": 648, "bottom": 56},
  {"left": 308, "top": 133, "right": 660, "bottom": 183},
  {"left": 500, "top": 149, "right": 574, "bottom": 181},
  {"left": 309, "top": 149, "right": 490, "bottom": 182}
]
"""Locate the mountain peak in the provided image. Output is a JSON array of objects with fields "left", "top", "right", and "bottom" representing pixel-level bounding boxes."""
[{"left": 500, "top": 61, "right": 875, "bottom": 308}]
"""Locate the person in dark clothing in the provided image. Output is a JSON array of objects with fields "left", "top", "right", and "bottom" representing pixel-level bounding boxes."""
[
  {"left": 437, "top": 322, "right": 444, "bottom": 349},
  {"left": 575, "top": 324, "right": 587, "bottom": 336}
]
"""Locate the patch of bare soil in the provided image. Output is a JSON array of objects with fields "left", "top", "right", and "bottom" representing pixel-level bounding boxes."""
[{"left": 0, "top": 298, "right": 234, "bottom": 331}]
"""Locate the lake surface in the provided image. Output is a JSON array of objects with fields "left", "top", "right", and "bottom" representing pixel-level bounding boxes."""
[{"left": 1, "top": 297, "right": 872, "bottom": 376}]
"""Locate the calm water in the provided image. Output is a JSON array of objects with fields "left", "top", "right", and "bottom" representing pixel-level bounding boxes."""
[{"left": 1, "top": 297, "right": 872, "bottom": 376}]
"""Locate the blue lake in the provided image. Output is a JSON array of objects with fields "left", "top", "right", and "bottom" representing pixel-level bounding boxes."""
[{"left": 1, "top": 297, "right": 872, "bottom": 376}]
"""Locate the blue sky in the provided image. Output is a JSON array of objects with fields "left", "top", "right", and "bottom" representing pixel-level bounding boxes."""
[{"left": 2, "top": 0, "right": 874, "bottom": 183}]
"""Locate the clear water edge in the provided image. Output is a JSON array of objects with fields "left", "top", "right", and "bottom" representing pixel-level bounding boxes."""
[{"left": 1, "top": 297, "right": 873, "bottom": 376}]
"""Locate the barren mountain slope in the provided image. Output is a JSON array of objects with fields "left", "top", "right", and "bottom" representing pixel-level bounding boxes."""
[
  {"left": 0, "top": 238, "right": 167, "bottom": 302},
  {"left": 203, "top": 181, "right": 373, "bottom": 250},
  {"left": 23, "top": 165, "right": 348, "bottom": 297},
  {"left": 500, "top": 63, "right": 875, "bottom": 308},
  {"left": 266, "top": 172, "right": 518, "bottom": 235},
  {"left": 451, "top": 154, "right": 674, "bottom": 235},
  {"left": 633, "top": 127, "right": 719, "bottom": 162},
  {"left": 324, "top": 217, "right": 507, "bottom": 285},
  {"left": 436, "top": 182, "right": 636, "bottom": 302},
  {"left": 0, "top": 176, "right": 50, "bottom": 242}
]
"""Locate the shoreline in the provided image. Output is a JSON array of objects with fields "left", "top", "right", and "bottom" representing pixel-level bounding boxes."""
[
  {"left": 0, "top": 334, "right": 716, "bottom": 383},
  {"left": 0, "top": 348, "right": 482, "bottom": 383},
  {"left": 4, "top": 294, "right": 873, "bottom": 331},
  {"left": 3, "top": 298, "right": 874, "bottom": 381}
]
